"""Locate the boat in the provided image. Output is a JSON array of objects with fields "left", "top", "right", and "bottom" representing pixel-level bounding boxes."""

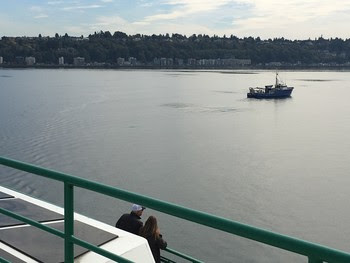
[{"left": 247, "top": 73, "right": 294, "bottom": 98}]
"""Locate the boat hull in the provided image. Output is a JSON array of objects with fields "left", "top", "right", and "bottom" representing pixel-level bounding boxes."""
[{"left": 247, "top": 87, "right": 293, "bottom": 99}]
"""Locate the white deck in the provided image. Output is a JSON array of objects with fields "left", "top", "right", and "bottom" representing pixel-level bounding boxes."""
[{"left": 0, "top": 186, "right": 155, "bottom": 263}]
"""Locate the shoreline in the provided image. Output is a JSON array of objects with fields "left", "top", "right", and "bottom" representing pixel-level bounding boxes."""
[{"left": 1, "top": 64, "right": 350, "bottom": 71}]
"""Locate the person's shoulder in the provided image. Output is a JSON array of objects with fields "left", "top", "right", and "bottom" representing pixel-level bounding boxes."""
[
  {"left": 130, "top": 213, "right": 142, "bottom": 220},
  {"left": 119, "top": 213, "right": 130, "bottom": 219}
]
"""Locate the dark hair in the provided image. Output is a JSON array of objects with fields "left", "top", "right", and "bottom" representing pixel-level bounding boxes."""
[{"left": 139, "top": 216, "right": 159, "bottom": 238}]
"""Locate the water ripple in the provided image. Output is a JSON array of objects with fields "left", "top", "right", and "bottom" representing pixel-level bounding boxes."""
[{"left": 161, "top": 103, "right": 238, "bottom": 113}]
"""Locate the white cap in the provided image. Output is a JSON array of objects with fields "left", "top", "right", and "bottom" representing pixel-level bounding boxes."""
[{"left": 132, "top": 204, "right": 145, "bottom": 212}]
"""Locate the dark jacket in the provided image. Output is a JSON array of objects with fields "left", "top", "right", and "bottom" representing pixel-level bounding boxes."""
[
  {"left": 144, "top": 234, "right": 167, "bottom": 263},
  {"left": 115, "top": 212, "right": 143, "bottom": 235}
]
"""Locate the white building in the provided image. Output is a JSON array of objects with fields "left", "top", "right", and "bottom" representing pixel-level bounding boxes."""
[
  {"left": 0, "top": 56, "right": 3, "bottom": 64},
  {"left": 25, "top": 56, "right": 36, "bottom": 65},
  {"left": 128, "top": 57, "right": 137, "bottom": 66},
  {"left": 160, "top": 58, "right": 167, "bottom": 66},
  {"left": 187, "top": 58, "right": 196, "bottom": 66},
  {"left": 73, "top": 57, "right": 85, "bottom": 66},
  {"left": 153, "top": 58, "right": 160, "bottom": 66},
  {"left": 117, "top": 57, "right": 125, "bottom": 66},
  {"left": 265, "top": 61, "right": 282, "bottom": 66},
  {"left": 58, "top": 57, "right": 64, "bottom": 65},
  {"left": 166, "top": 58, "right": 173, "bottom": 66}
]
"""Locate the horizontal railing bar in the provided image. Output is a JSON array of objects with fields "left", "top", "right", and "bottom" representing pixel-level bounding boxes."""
[
  {"left": 0, "top": 206, "right": 133, "bottom": 263},
  {"left": 308, "top": 257, "right": 323, "bottom": 263},
  {"left": 70, "top": 236, "right": 133, "bottom": 263},
  {"left": 0, "top": 257, "right": 11, "bottom": 263},
  {"left": 2, "top": 156, "right": 350, "bottom": 263},
  {"left": 160, "top": 256, "right": 177, "bottom": 263},
  {"left": 0, "top": 207, "right": 65, "bottom": 238},
  {"left": 164, "top": 247, "right": 204, "bottom": 263}
]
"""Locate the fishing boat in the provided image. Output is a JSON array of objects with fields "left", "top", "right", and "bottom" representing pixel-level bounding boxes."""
[{"left": 247, "top": 73, "right": 294, "bottom": 99}]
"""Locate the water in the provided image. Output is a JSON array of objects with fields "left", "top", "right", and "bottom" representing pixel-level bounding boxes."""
[{"left": 1, "top": 68, "right": 350, "bottom": 262}]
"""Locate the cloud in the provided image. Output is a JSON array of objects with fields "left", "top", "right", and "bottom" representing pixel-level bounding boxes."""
[
  {"left": 47, "top": 1, "right": 64, "bottom": 5},
  {"left": 97, "top": 16, "right": 126, "bottom": 24},
  {"left": 236, "top": 0, "right": 350, "bottom": 20},
  {"left": 30, "top": 6, "right": 44, "bottom": 12},
  {"left": 63, "top": 13, "right": 218, "bottom": 37},
  {"left": 63, "top": 16, "right": 128, "bottom": 35},
  {"left": 142, "top": 0, "right": 233, "bottom": 22},
  {"left": 229, "top": 0, "right": 350, "bottom": 39},
  {"left": 6, "top": 0, "right": 349, "bottom": 39},
  {"left": 62, "top": 5, "right": 102, "bottom": 11},
  {"left": 34, "top": 14, "right": 49, "bottom": 19},
  {"left": 139, "top": 2, "right": 154, "bottom": 7},
  {"left": 132, "top": 0, "right": 350, "bottom": 39}
]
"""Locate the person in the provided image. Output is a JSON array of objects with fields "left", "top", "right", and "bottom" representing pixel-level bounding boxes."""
[
  {"left": 115, "top": 204, "right": 145, "bottom": 235},
  {"left": 139, "top": 216, "right": 167, "bottom": 263}
]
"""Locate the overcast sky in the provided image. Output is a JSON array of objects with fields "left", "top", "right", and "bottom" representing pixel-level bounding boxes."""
[{"left": 1, "top": 0, "right": 350, "bottom": 40}]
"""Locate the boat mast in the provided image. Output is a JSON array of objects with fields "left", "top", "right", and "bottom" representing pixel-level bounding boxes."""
[{"left": 275, "top": 72, "right": 278, "bottom": 87}]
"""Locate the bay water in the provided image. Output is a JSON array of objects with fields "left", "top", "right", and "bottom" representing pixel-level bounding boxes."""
[{"left": 1, "top": 69, "right": 350, "bottom": 262}]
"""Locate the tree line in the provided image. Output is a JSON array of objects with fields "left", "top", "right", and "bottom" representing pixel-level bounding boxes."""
[{"left": 1, "top": 31, "right": 350, "bottom": 65}]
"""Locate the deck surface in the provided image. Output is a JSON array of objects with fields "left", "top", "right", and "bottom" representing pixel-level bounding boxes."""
[
  {"left": 0, "top": 198, "right": 64, "bottom": 227},
  {"left": 0, "top": 248, "right": 26, "bottom": 263},
  {"left": 0, "top": 192, "right": 13, "bottom": 199},
  {"left": 0, "top": 221, "right": 117, "bottom": 263},
  {"left": 0, "top": 190, "right": 117, "bottom": 263}
]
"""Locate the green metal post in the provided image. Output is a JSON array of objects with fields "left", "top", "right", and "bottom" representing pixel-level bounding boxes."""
[
  {"left": 164, "top": 248, "right": 204, "bottom": 263},
  {"left": 64, "top": 182, "right": 74, "bottom": 263}
]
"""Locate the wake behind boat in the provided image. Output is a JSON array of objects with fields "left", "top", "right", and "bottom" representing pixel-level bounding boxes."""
[{"left": 247, "top": 73, "right": 294, "bottom": 99}]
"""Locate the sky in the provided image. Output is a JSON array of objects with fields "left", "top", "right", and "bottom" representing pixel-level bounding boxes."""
[{"left": 1, "top": 0, "right": 350, "bottom": 40}]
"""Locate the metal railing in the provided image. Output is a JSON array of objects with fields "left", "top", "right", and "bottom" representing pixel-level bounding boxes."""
[{"left": 1, "top": 156, "right": 350, "bottom": 263}]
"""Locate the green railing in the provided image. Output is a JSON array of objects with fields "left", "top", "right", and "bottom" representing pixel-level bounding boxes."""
[{"left": 1, "top": 156, "right": 350, "bottom": 263}]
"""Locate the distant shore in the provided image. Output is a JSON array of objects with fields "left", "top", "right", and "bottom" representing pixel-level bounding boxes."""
[{"left": 1, "top": 64, "right": 350, "bottom": 71}]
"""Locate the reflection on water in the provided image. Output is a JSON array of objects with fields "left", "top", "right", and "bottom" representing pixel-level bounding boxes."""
[
  {"left": 297, "top": 79, "right": 338, "bottom": 82},
  {"left": 161, "top": 102, "right": 238, "bottom": 113},
  {"left": 213, "top": 90, "right": 238, "bottom": 94},
  {"left": 1, "top": 69, "right": 350, "bottom": 262}
]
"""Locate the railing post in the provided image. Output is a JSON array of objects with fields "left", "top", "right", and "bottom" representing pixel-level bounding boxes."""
[
  {"left": 64, "top": 182, "right": 74, "bottom": 263},
  {"left": 308, "top": 257, "right": 323, "bottom": 263}
]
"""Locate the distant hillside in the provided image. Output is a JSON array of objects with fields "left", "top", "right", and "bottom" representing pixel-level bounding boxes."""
[{"left": 1, "top": 31, "right": 350, "bottom": 67}]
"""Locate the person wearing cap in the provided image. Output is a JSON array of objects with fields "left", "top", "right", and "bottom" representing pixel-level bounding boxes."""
[{"left": 115, "top": 204, "right": 145, "bottom": 235}]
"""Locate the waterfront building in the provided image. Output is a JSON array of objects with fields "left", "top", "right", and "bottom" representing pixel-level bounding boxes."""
[
  {"left": 166, "top": 58, "right": 173, "bottom": 66},
  {"left": 265, "top": 62, "right": 282, "bottom": 66},
  {"left": 25, "top": 57, "right": 36, "bottom": 65},
  {"left": 219, "top": 58, "right": 251, "bottom": 66},
  {"left": 187, "top": 58, "right": 196, "bottom": 66},
  {"left": 128, "top": 57, "right": 137, "bottom": 66},
  {"left": 153, "top": 58, "right": 161, "bottom": 66},
  {"left": 117, "top": 57, "right": 125, "bottom": 66},
  {"left": 233, "top": 58, "right": 251, "bottom": 65},
  {"left": 58, "top": 57, "right": 64, "bottom": 65},
  {"left": 160, "top": 58, "right": 167, "bottom": 66},
  {"left": 73, "top": 57, "right": 85, "bottom": 66}
]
